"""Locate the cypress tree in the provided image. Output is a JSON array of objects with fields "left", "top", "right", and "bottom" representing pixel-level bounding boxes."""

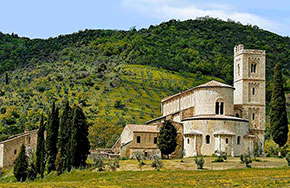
[
  {"left": 5, "top": 72, "right": 8, "bottom": 85},
  {"left": 270, "top": 62, "right": 289, "bottom": 157},
  {"left": 70, "top": 105, "right": 90, "bottom": 168},
  {"left": 158, "top": 120, "right": 177, "bottom": 159},
  {"left": 14, "top": 144, "right": 28, "bottom": 182},
  {"left": 57, "top": 100, "right": 72, "bottom": 173},
  {"left": 36, "top": 114, "right": 45, "bottom": 178},
  {"left": 46, "top": 101, "right": 59, "bottom": 173}
]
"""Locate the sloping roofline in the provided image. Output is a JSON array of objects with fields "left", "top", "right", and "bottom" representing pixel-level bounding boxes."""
[{"left": 161, "top": 80, "right": 234, "bottom": 103}]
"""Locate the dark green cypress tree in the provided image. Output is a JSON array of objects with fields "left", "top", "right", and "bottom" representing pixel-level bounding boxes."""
[
  {"left": 157, "top": 120, "right": 177, "bottom": 159},
  {"left": 5, "top": 72, "right": 9, "bottom": 85},
  {"left": 46, "top": 101, "right": 59, "bottom": 173},
  {"left": 57, "top": 100, "right": 72, "bottom": 173},
  {"left": 14, "top": 144, "right": 28, "bottom": 182},
  {"left": 36, "top": 114, "right": 45, "bottom": 178},
  {"left": 70, "top": 105, "right": 90, "bottom": 168},
  {"left": 270, "top": 62, "right": 289, "bottom": 157}
]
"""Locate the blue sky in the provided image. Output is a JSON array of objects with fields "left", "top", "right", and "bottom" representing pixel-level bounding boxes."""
[{"left": 1, "top": 0, "right": 290, "bottom": 39}]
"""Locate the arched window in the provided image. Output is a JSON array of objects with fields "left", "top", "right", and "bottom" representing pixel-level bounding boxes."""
[
  {"left": 206, "top": 135, "right": 210, "bottom": 144},
  {"left": 187, "top": 138, "right": 190, "bottom": 144},
  {"left": 237, "top": 136, "right": 241, "bottom": 145},
  {"left": 235, "top": 113, "right": 240, "bottom": 117},
  {"left": 215, "top": 102, "right": 219, "bottom": 115},
  {"left": 220, "top": 102, "right": 224, "bottom": 115},
  {"left": 137, "top": 136, "right": 141, "bottom": 143},
  {"left": 215, "top": 100, "right": 224, "bottom": 115},
  {"left": 251, "top": 63, "right": 257, "bottom": 73},
  {"left": 226, "top": 138, "right": 228, "bottom": 144},
  {"left": 14, "top": 149, "right": 17, "bottom": 155}
]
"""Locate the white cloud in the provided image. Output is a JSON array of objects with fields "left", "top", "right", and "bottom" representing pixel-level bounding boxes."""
[{"left": 122, "top": 0, "right": 285, "bottom": 35}]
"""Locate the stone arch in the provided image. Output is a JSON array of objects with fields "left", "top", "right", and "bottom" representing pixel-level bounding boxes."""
[{"left": 215, "top": 98, "right": 224, "bottom": 115}]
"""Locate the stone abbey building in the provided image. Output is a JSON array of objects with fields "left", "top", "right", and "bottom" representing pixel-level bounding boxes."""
[{"left": 115, "top": 44, "right": 266, "bottom": 158}]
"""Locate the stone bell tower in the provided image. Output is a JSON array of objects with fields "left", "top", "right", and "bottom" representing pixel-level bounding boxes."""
[{"left": 233, "top": 44, "right": 266, "bottom": 149}]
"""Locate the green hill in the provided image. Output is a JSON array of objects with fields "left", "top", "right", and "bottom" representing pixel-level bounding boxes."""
[{"left": 0, "top": 17, "right": 290, "bottom": 147}]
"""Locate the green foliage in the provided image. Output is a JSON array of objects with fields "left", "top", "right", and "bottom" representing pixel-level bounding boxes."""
[
  {"left": 212, "top": 156, "right": 224, "bottom": 163},
  {"left": 240, "top": 153, "right": 252, "bottom": 168},
  {"left": 46, "top": 102, "right": 59, "bottom": 173},
  {"left": 27, "top": 161, "right": 37, "bottom": 181},
  {"left": 108, "top": 159, "right": 120, "bottom": 171},
  {"left": 93, "top": 156, "right": 104, "bottom": 171},
  {"left": 286, "top": 153, "right": 290, "bottom": 166},
  {"left": 57, "top": 100, "right": 72, "bottom": 173},
  {"left": 35, "top": 114, "right": 45, "bottom": 178},
  {"left": 270, "top": 63, "right": 289, "bottom": 152},
  {"left": 194, "top": 155, "right": 205, "bottom": 169},
  {"left": 151, "top": 156, "right": 163, "bottom": 171},
  {"left": 70, "top": 105, "right": 90, "bottom": 168},
  {"left": 13, "top": 144, "right": 28, "bottom": 182},
  {"left": 157, "top": 120, "right": 177, "bottom": 158},
  {"left": 253, "top": 142, "right": 263, "bottom": 160}
]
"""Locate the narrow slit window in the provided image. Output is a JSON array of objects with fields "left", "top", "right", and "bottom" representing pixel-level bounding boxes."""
[
  {"left": 215, "top": 102, "right": 219, "bottom": 115},
  {"left": 206, "top": 135, "right": 210, "bottom": 144},
  {"left": 252, "top": 113, "right": 255, "bottom": 120},
  {"left": 226, "top": 138, "right": 228, "bottom": 144},
  {"left": 237, "top": 136, "right": 241, "bottom": 145},
  {"left": 252, "top": 88, "right": 255, "bottom": 95},
  {"left": 137, "top": 136, "right": 141, "bottom": 143},
  {"left": 154, "top": 137, "right": 157, "bottom": 144},
  {"left": 220, "top": 102, "right": 224, "bottom": 115},
  {"left": 187, "top": 138, "right": 190, "bottom": 144}
]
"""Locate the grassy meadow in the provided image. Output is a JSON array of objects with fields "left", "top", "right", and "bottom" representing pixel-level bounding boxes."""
[{"left": 0, "top": 157, "right": 289, "bottom": 187}]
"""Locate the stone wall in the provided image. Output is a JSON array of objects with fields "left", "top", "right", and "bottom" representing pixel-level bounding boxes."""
[{"left": 0, "top": 130, "right": 38, "bottom": 168}]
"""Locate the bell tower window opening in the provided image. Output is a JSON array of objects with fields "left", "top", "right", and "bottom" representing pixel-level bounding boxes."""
[
  {"left": 252, "top": 87, "right": 255, "bottom": 95},
  {"left": 137, "top": 136, "right": 141, "bottom": 143},
  {"left": 237, "top": 136, "right": 241, "bottom": 145},
  {"left": 252, "top": 113, "right": 255, "bottom": 120},
  {"left": 251, "top": 63, "right": 257, "bottom": 73}
]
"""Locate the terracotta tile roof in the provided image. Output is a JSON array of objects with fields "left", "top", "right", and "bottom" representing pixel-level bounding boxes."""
[
  {"left": 161, "top": 80, "right": 234, "bottom": 102},
  {"left": 126, "top": 124, "right": 159, "bottom": 133},
  {"left": 195, "top": 80, "right": 234, "bottom": 89}
]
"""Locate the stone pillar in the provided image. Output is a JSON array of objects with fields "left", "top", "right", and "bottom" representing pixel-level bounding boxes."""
[
  {"left": 218, "top": 135, "right": 221, "bottom": 156},
  {"left": 193, "top": 135, "right": 197, "bottom": 156},
  {"left": 231, "top": 136, "right": 235, "bottom": 157}
]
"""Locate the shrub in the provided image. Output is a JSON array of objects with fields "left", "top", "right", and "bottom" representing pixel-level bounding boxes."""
[
  {"left": 285, "top": 153, "right": 290, "bottom": 166},
  {"left": 14, "top": 144, "right": 28, "bottom": 182},
  {"left": 212, "top": 156, "right": 224, "bottom": 163},
  {"left": 93, "top": 156, "right": 104, "bottom": 171},
  {"left": 27, "top": 162, "right": 37, "bottom": 181},
  {"left": 108, "top": 159, "right": 120, "bottom": 171},
  {"left": 240, "top": 153, "right": 252, "bottom": 168},
  {"left": 151, "top": 156, "right": 163, "bottom": 171},
  {"left": 194, "top": 155, "right": 205, "bottom": 169},
  {"left": 221, "top": 151, "right": 227, "bottom": 161},
  {"left": 178, "top": 149, "right": 185, "bottom": 162}
]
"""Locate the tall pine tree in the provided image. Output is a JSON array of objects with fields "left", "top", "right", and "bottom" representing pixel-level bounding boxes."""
[
  {"left": 270, "top": 62, "right": 289, "bottom": 157},
  {"left": 46, "top": 101, "right": 59, "bottom": 173},
  {"left": 57, "top": 100, "right": 72, "bottom": 173},
  {"left": 158, "top": 120, "right": 177, "bottom": 159},
  {"left": 70, "top": 105, "right": 90, "bottom": 168},
  {"left": 36, "top": 114, "right": 45, "bottom": 178},
  {"left": 14, "top": 144, "right": 28, "bottom": 182}
]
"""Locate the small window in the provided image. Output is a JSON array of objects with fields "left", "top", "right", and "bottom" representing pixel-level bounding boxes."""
[
  {"left": 252, "top": 113, "right": 255, "bottom": 120},
  {"left": 252, "top": 88, "right": 255, "bottom": 95},
  {"left": 137, "top": 136, "right": 141, "bottom": 143},
  {"left": 237, "top": 64, "right": 240, "bottom": 76},
  {"left": 226, "top": 138, "right": 228, "bottom": 144},
  {"left": 251, "top": 63, "right": 257, "bottom": 73},
  {"left": 220, "top": 102, "right": 224, "bottom": 115},
  {"left": 154, "top": 137, "right": 157, "bottom": 144},
  {"left": 14, "top": 149, "right": 17, "bottom": 154},
  {"left": 206, "top": 135, "right": 210, "bottom": 144},
  {"left": 237, "top": 136, "right": 241, "bottom": 145},
  {"left": 187, "top": 138, "right": 190, "bottom": 144},
  {"left": 235, "top": 113, "right": 240, "bottom": 117},
  {"left": 215, "top": 102, "right": 219, "bottom": 115}
]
